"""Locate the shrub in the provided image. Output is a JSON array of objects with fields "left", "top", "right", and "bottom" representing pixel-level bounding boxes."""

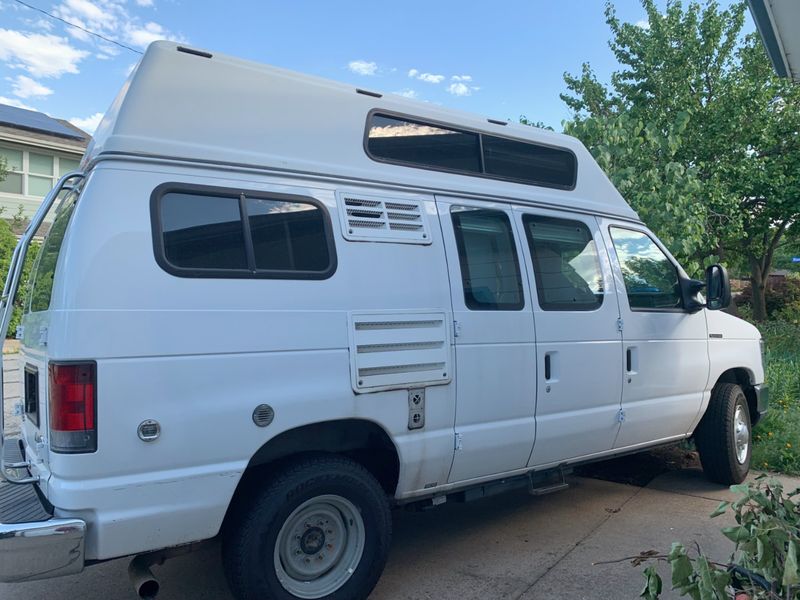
[
  {"left": 736, "top": 274, "right": 800, "bottom": 319},
  {"left": 0, "top": 217, "right": 40, "bottom": 339},
  {"left": 631, "top": 477, "right": 800, "bottom": 599}
]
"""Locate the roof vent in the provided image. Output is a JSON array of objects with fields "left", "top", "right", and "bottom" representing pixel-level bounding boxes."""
[
  {"left": 177, "top": 46, "right": 212, "bottom": 59},
  {"left": 336, "top": 191, "right": 431, "bottom": 244}
]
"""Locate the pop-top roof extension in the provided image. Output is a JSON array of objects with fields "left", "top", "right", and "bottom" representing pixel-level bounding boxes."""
[{"left": 86, "top": 42, "right": 639, "bottom": 221}]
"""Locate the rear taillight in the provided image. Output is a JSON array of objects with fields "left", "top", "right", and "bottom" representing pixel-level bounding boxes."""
[{"left": 49, "top": 362, "right": 97, "bottom": 453}]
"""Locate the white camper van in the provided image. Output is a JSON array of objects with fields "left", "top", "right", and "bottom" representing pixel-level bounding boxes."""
[{"left": 0, "top": 42, "right": 767, "bottom": 600}]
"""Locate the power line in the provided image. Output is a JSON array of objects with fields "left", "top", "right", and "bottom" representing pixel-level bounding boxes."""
[{"left": 13, "top": 0, "right": 143, "bottom": 55}]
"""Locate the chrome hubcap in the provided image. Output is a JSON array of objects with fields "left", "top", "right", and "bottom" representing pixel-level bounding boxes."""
[
  {"left": 734, "top": 405, "right": 750, "bottom": 464},
  {"left": 274, "top": 495, "right": 365, "bottom": 599}
]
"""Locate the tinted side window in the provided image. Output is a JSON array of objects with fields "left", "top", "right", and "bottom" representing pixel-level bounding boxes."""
[
  {"left": 367, "top": 114, "right": 481, "bottom": 173},
  {"left": 523, "top": 215, "right": 603, "bottom": 311},
  {"left": 246, "top": 198, "right": 331, "bottom": 273},
  {"left": 610, "top": 227, "right": 682, "bottom": 310},
  {"left": 483, "top": 136, "right": 576, "bottom": 189},
  {"left": 161, "top": 192, "right": 248, "bottom": 271},
  {"left": 451, "top": 207, "right": 524, "bottom": 310},
  {"left": 155, "top": 188, "right": 336, "bottom": 279}
]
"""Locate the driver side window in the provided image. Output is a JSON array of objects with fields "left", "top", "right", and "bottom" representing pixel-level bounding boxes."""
[{"left": 610, "top": 227, "right": 682, "bottom": 310}]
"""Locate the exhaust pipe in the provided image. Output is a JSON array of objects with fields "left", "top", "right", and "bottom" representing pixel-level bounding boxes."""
[
  {"left": 128, "top": 554, "right": 161, "bottom": 599},
  {"left": 127, "top": 542, "right": 207, "bottom": 598}
]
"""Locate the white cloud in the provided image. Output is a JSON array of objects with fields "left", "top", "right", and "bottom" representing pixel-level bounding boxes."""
[
  {"left": 0, "top": 29, "right": 88, "bottom": 78},
  {"left": 393, "top": 89, "right": 418, "bottom": 99},
  {"left": 10, "top": 74, "right": 53, "bottom": 98},
  {"left": 124, "top": 21, "right": 176, "bottom": 47},
  {"left": 451, "top": 75, "right": 472, "bottom": 82},
  {"left": 69, "top": 111, "right": 103, "bottom": 134},
  {"left": 446, "top": 82, "right": 479, "bottom": 96},
  {"left": 347, "top": 60, "right": 377, "bottom": 76},
  {"left": 408, "top": 70, "right": 445, "bottom": 84},
  {"left": 0, "top": 95, "right": 36, "bottom": 111},
  {"left": 136, "top": 0, "right": 154, "bottom": 6},
  {"left": 635, "top": 19, "right": 650, "bottom": 29}
]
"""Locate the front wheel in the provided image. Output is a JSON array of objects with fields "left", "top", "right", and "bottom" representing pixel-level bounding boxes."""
[
  {"left": 694, "top": 383, "right": 752, "bottom": 485},
  {"left": 222, "top": 455, "right": 391, "bottom": 600}
]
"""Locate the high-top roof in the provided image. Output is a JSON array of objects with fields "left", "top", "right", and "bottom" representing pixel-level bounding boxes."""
[{"left": 86, "top": 41, "right": 639, "bottom": 221}]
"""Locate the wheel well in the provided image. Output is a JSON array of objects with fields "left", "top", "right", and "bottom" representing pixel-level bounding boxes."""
[
  {"left": 715, "top": 368, "right": 760, "bottom": 425},
  {"left": 224, "top": 419, "right": 399, "bottom": 526}
]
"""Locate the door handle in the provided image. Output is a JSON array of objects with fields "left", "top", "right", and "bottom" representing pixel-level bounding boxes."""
[
  {"left": 544, "top": 351, "right": 558, "bottom": 382},
  {"left": 626, "top": 346, "right": 638, "bottom": 377}
]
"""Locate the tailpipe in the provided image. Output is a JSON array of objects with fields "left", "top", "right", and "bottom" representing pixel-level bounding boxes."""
[{"left": 128, "top": 554, "right": 161, "bottom": 599}]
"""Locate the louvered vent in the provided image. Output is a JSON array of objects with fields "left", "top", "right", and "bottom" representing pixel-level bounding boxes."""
[
  {"left": 349, "top": 312, "right": 451, "bottom": 392},
  {"left": 336, "top": 191, "right": 431, "bottom": 244}
]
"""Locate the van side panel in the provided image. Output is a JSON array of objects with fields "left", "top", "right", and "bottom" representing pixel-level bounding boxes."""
[{"left": 35, "top": 162, "right": 457, "bottom": 559}]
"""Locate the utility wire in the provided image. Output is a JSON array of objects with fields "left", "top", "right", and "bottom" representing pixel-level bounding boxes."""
[{"left": 13, "top": 0, "right": 143, "bottom": 55}]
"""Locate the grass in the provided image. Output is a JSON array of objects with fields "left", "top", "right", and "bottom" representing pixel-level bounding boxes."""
[{"left": 752, "top": 319, "right": 800, "bottom": 475}]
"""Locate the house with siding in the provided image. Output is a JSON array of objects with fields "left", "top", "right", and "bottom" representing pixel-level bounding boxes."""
[{"left": 0, "top": 103, "right": 90, "bottom": 221}]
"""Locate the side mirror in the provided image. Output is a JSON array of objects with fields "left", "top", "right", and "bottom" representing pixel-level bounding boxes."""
[{"left": 705, "top": 264, "right": 731, "bottom": 311}]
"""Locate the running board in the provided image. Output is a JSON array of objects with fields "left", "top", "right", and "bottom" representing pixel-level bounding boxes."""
[{"left": 528, "top": 467, "right": 570, "bottom": 496}]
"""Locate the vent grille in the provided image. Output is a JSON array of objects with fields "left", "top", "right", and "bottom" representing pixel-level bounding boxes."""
[
  {"left": 349, "top": 312, "right": 451, "bottom": 392},
  {"left": 336, "top": 191, "right": 431, "bottom": 244}
]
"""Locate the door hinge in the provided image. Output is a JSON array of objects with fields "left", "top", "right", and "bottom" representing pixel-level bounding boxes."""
[
  {"left": 453, "top": 320, "right": 461, "bottom": 338},
  {"left": 617, "top": 409, "right": 626, "bottom": 423},
  {"left": 616, "top": 318, "right": 624, "bottom": 332},
  {"left": 454, "top": 432, "right": 463, "bottom": 451}
]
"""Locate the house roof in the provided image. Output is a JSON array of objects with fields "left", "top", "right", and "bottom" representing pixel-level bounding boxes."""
[
  {"left": 0, "top": 103, "right": 89, "bottom": 142},
  {"left": 748, "top": 0, "right": 800, "bottom": 82}
]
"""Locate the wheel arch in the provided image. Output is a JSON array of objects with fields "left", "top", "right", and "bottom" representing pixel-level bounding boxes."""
[
  {"left": 223, "top": 419, "right": 400, "bottom": 528},
  {"left": 714, "top": 367, "right": 761, "bottom": 425}
]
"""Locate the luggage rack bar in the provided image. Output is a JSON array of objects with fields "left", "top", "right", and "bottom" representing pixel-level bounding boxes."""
[{"left": 0, "top": 172, "right": 85, "bottom": 483}]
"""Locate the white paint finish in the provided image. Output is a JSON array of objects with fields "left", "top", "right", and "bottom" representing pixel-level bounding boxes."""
[
  {"left": 436, "top": 197, "right": 537, "bottom": 483},
  {"left": 599, "top": 220, "right": 710, "bottom": 448},
  {"left": 513, "top": 208, "right": 624, "bottom": 465},
  {"left": 87, "top": 42, "right": 639, "bottom": 221}
]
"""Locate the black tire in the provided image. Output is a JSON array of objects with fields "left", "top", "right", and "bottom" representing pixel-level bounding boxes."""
[
  {"left": 222, "top": 455, "right": 392, "bottom": 600},
  {"left": 694, "top": 383, "right": 752, "bottom": 484}
]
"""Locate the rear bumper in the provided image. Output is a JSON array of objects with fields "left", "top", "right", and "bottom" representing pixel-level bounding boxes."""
[
  {"left": 753, "top": 383, "right": 769, "bottom": 425},
  {"left": 0, "top": 441, "right": 85, "bottom": 583}
]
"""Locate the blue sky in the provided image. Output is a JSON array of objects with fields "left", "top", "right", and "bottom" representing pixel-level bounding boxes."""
[{"left": 0, "top": 0, "right": 754, "bottom": 135}]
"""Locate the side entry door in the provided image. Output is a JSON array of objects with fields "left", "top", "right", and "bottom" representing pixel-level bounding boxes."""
[
  {"left": 514, "top": 208, "right": 624, "bottom": 466},
  {"left": 437, "top": 197, "right": 537, "bottom": 484},
  {"left": 601, "top": 223, "right": 709, "bottom": 448}
]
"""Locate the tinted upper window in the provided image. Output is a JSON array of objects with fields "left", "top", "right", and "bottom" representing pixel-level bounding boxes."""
[
  {"left": 246, "top": 198, "right": 331, "bottom": 272},
  {"left": 366, "top": 113, "right": 576, "bottom": 190},
  {"left": 610, "top": 227, "right": 681, "bottom": 310},
  {"left": 156, "top": 189, "right": 335, "bottom": 279},
  {"left": 367, "top": 114, "right": 481, "bottom": 173},
  {"left": 451, "top": 207, "right": 524, "bottom": 311},
  {"left": 523, "top": 215, "right": 603, "bottom": 311},
  {"left": 161, "top": 192, "right": 248, "bottom": 271},
  {"left": 483, "top": 136, "right": 576, "bottom": 189}
]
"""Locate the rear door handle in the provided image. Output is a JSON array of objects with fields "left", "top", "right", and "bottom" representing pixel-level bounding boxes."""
[{"left": 626, "top": 346, "right": 638, "bottom": 376}]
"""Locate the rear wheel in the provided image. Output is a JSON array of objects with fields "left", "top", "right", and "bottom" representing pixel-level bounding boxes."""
[
  {"left": 222, "top": 455, "right": 391, "bottom": 600},
  {"left": 695, "top": 383, "right": 752, "bottom": 484}
]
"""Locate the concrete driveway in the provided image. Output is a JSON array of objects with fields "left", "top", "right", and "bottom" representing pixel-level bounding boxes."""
[{"left": 4, "top": 468, "right": 797, "bottom": 600}]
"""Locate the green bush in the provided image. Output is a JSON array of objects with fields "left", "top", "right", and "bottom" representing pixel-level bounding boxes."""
[
  {"left": 0, "top": 218, "right": 39, "bottom": 339},
  {"left": 636, "top": 477, "right": 800, "bottom": 600},
  {"left": 736, "top": 274, "right": 800, "bottom": 320}
]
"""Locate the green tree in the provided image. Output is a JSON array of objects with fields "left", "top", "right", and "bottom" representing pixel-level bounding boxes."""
[{"left": 560, "top": 0, "right": 800, "bottom": 319}]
